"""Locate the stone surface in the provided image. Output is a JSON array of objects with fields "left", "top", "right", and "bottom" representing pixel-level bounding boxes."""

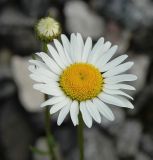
[
  {"left": 101, "top": 107, "right": 125, "bottom": 136},
  {"left": 65, "top": 0, "right": 104, "bottom": 39},
  {"left": 0, "top": 98, "right": 34, "bottom": 160},
  {"left": 135, "top": 152, "right": 152, "bottom": 160},
  {"left": 11, "top": 56, "right": 44, "bottom": 112},
  {"left": 84, "top": 128, "right": 118, "bottom": 160},
  {"left": 21, "top": 0, "right": 49, "bottom": 18},
  {"left": 117, "top": 120, "right": 142, "bottom": 158}
]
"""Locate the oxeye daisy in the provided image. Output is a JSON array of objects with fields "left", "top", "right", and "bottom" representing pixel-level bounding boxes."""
[
  {"left": 35, "top": 17, "right": 61, "bottom": 43},
  {"left": 29, "top": 33, "right": 137, "bottom": 128}
]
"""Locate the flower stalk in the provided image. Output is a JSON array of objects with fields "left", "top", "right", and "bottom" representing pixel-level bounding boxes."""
[{"left": 78, "top": 113, "right": 84, "bottom": 160}]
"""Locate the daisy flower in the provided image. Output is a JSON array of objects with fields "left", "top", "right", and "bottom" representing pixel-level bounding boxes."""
[
  {"left": 35, "top": 17, "right": 61, "bottom": 43},
  {"left": 29, "top": 33, "right": 137, "bottom": 128}
]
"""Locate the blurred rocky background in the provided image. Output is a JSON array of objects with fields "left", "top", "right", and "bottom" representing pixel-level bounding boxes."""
[{"left": 0, "top": 0, "right": 153, "bottom": 160}]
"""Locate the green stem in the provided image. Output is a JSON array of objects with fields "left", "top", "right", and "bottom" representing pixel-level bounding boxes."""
[
  {"left": 43, "top": 44, "right": 57, "bottom": 160},
  {"left": 78, "top": 113, "right": 84, "bottom": 160},
  {"left": 44, "top": 96, "right": 56, "bottom": 160}
]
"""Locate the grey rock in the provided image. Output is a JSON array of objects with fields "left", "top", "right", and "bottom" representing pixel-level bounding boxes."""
[
  {"left": 117, "top": 120, "right": 142, "bottom": 158},
  {"left": 11, "top": 56, "right": 44, "bottom": 112},
  {"left": 136, "top": 152, "right": 151, "bottom": 160},
  {"left": 91, "top": 0, "right": 153, "bottom": 30},
  {"left": 101, "top": 107, "right": 125, "bottom": 136},
  {"left": 0, "top": 6, "right": 35, "bottom": 29},
  {"left": 128, "top": 53, "right": 150, "bottom": 95},
  {"left": 21, "top": 0, "right": 49, "bottom": 17},
  {"left": 84, "top": 128, "right": 118, "bottom": 160},
  {"left": 0, "top": 100, "right": 34, "bottom": 160},
  {"left": 65, "top": 0, "right": 104, "bottom": 39},
  {"left": 141, "top": 134, "right": 153, "bottom": 157}
]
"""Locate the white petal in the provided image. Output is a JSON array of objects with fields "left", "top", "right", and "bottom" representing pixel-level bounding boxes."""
[
  {"left": 98, "top": 92, "right": 125, "bottom": 107},
  {"left": 88, "top": 37, "right": 104, "bottom": 63},
  {"left": 47, "top": 44, "right": 66, "bottom": 69},
  {"left": 80, "top": 101, "right": 92, "bottom": 128},
  {"left": 93, "top": 98, "right": 115, "bottom": 121},
  {"left": 102, "top": 54, "right": 128, "bottom": 72},
  {"left": 33, "top": 84, "right": 64, "bottom": 96},
  {"left": 104, "top": 84, "right": 136, "bottom": 90},
  {"left": 70, "top": 33, "right": 77, "bottom": 62},
  {"left": 53, "top": 39, "right": 70, "bottom": 67},
  {"left": 96, "top": 45, "right": 118, "bottom": 69},
  {"left": 70, "top": 100, "right": 79, "bottom": 126},
  {"left": 57, "top": 101, "right": 72, "bottom": 125},
  {"left": 81, "top": 37, "right": 92, "bottom": 62},
  {"left": 103, "top": 88, "right": 133, "bottom": 100},
  {"left": 103, "top": 62, "right": 134, "bottom": 77},
  {"left": 29, "top": 66, "right": 59, "bottom": 81},
  {"left": 29, "top": 60, "right": 49, "bottom": 70},
  {"left": 71, "top": 33, "right": 81, "bottom": 62},
  {"left": 61, "top": 34, "right": 73, "bottom": 64},
  {"left": 113, "top": 95, "right": 134, "bottom": 109},
  {"left": 76, "top": 33, "right": 84, "bottom": 61},
  {"left": 41, "top": 96, "right": 66, "bottom": 107},
  {"left": 86, "top": 100, "right": 101, "bottom": 123},
  {"left": 35, "top": 52, "right": 62, "bottom": 75},
  {"left": 104, "top": 74, "right": 137, "bottom": 84},
  {"left": 30, "top": 74, "right": 51, "bottom": 83},
  {"left": 89, "top": 41, "right": 111, "bottom": 65},
  {"left": 50, "top": 98, "right": 70, "bottom": 114}
]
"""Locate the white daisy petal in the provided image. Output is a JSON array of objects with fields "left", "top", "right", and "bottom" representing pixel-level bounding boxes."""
[
  {"left": 35, "top": 52, "right": 62, "bottom": 75},
  {"left": 103, "top": 62, "right": 134, "bottom": 77},
  {"left": 88, "top": 37, "right": 104, "bottom": 63},
  {"left": 96, "top": 45, "right": 118, "bottom": 69},
  {"left": 98, "top": 92, "right": 125, "bottom": 107},
  {"left": 53, "top": 39, "right": 70, "bottom": 66},
  {"left": 41, "top": 96, "right": 66, "bottom": 107},
  {"left": 33, "top": 84, "right": 64, "bottom": 96},
  {"left": 102, "top": 54, "right": 128, "bottom": 72},
  {"left": 29, "top": 66, "right": 59, "bottom": 81},
  {"left": 47, "top": 44, "right": 66, "bottom": 69},
  {"left": 29, "top": 60, "right": 49, "bottom": 70},
  {"left": 80, "top": 101, "right": 92, "bottom": 128},
  {"left": 70, "top": 33, "right": 77, "bottom": 62},
  {"left": 104, "top": 84, "right": 136, "bottom": 90},
  {"left": 30, "top": 74, "right": 51, "bottom": 83},
  {"left": 86, "top": 100, "right": 101, "bottom": 123},
  {"left": 93, "top": 98, "right": 115, "bottom": 121},
  {"left": 113, "top": 95, "right": 134, "bottom": 109},
  {"left": 82, "top": 37, "right": 92, "bottom": 62},
  {"left": 61, "top": 34, "right": 73, "bottom": 64},
  {"left": 76, "top": 33, "right": 84, "bottom": 61},
  {"left": 103, "top": 88, "right": 133, "bottom": 100},
  {"left": 57, "top": 100, "right": 72, "bottom": 125},
  {"left": 50, "top": 98, "right": 70, "bottom": 114},
  {"left": 104, "top": 74, "right": 137, "bottom": 84},
  {"left": 70, "top": 100, "right": 79, "bottom": 126}
]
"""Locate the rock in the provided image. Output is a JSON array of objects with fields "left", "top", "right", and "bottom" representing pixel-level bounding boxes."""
[
  {"left": 65, "top": 0, "right": 104, "bottom": 39},
  {"left": 84, "top": 128, "right": 118, "bottom": 160},
  {"left": 0, "top": 49, "right": 15, "bottom": 100},
  {"left": 0, "top": 6, "right": 35, "bottom": 28},
  {"left": 11, "top": 56, "right": 44, "bottom": 112},
  {"left": 117, "top": 120, "right": 142, "bottom": 158},
  {"left": 136, "top": 152, "right": 152, "bottom": 160},
  {"left": 101, "top": 107, "right": 125, "bottom": 136},
  {"left": 21, "top": 0, "right": 49, "bottom": 17},
  {"left": 91, "top": 0, "right": 153, "bottom": 30},
  {"left": 33, "top": 137, "right": 49, "bottom": 160},
  {"left": 128, "top": 53, "right": 150, "bottom": 95},
  {"left": 0, "top": 98, "right": 34, "bottom": 160},
  {"left": 141, "top": 134, "right": 153, "bottom": 157}
]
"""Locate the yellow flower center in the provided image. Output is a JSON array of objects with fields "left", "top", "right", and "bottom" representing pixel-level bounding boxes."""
[{"left": 60, "top": 63, "right": 103, "bottom": 101}]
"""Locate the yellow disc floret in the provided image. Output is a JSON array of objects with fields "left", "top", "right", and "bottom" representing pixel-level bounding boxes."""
[{"left": 60, "top": 63, "right": 103, "bottom": 101}]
